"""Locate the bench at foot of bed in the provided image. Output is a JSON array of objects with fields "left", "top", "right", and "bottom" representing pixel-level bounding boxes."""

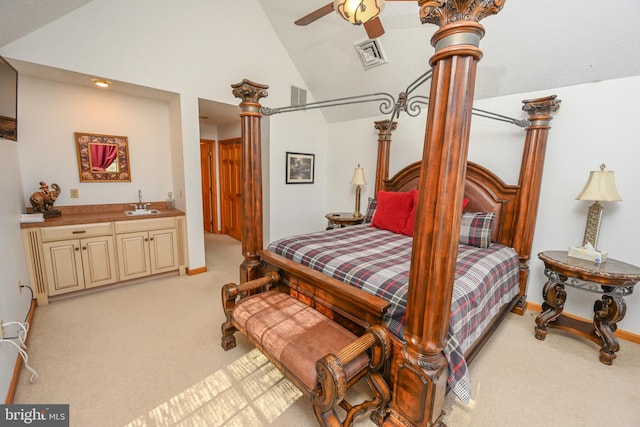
[{"left": 221, "top": 274, "right": 392, "bottom": 427}]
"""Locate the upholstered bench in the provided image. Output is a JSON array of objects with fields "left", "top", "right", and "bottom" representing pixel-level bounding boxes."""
[{"left": 221, "top": 273, "right": 391, "bottom": 427}]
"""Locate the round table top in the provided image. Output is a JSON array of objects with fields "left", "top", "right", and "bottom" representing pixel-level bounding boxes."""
[{"left": 538, "top": 250, "right": 640, "bottom": 287}]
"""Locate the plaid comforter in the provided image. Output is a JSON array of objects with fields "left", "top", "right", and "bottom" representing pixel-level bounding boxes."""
[{"left": 267, "top": 223, "right": 520, "bottom": 403}]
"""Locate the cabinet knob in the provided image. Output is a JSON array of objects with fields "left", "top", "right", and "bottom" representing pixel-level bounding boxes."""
[{"left": 74, "top": 247, "right": 79, "bottom": 251}]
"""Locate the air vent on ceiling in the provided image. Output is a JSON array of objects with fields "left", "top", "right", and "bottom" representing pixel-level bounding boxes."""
[
  {"left": 291, "top": 85, "right": 307, "bottom": 107},
  {"left": 354, "top": 39, "right": 388, "bottom": 70}
]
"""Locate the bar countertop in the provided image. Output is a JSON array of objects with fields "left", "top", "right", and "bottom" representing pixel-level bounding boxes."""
[{"left": 20, "top": 202, "right": 185, "bottom": 228}]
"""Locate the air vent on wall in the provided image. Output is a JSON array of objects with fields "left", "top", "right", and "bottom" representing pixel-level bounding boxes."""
[
  {"left": 291, "top": 86, "right": 307, "bottom": 107},
  {"left": 354, "top": 39, "right": 388, "bottom": 70}
]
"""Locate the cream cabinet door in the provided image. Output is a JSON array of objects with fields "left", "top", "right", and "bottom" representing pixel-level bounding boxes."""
[
  {"left": 43, "top": 239, "right": 84, "bottom": 296},
  {"left": 116, "top": 231, "right": 152, "bottom": 280},
  {"left": 43, "top": 235, "right": 117, "bottom": 295},
  {"left": 81, "top": 236, "right": 118, "bottom": 289},
  {"left": 149, "top": 228, "right": 178, "bottom": 274}
]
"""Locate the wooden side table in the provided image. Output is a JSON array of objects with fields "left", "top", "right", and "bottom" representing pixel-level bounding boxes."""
[
  {"left": 534, "top": 250, "right": 640, "bottom": 365},
  {"left": 325, "top": 212, "right": 364, "bottom": 229}
]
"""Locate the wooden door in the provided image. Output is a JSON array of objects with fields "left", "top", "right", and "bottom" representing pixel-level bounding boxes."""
[
  {"left": 219, "top": 139, "right": 242, "bottom": 241},
  {"left": 200, "top": 139, "right": 217, "bottom": 233}
]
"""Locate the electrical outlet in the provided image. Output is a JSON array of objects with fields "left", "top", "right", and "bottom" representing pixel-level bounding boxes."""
[
  {"left": 0, "top": 320, "right": 4, "bottom": 339},
  {"left": 70, "top": 188, "right": 79, "bottom": 198},
  {"left": 18, "top": 280, "right": 22, "bottom": 294}
]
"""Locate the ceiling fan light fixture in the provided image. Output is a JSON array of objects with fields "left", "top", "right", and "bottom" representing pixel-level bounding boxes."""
[{"left": 334, "top": 0, "right": 385, "bottom": 25}]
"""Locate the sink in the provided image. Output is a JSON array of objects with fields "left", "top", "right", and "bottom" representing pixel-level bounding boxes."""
[{"left": 124, "top": 209, "right": 161, "bottom": 216}]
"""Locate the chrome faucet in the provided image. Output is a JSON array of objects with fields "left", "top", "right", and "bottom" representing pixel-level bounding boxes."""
[{"left": 130, "top": 189, "right": 149, "bottom": 211}]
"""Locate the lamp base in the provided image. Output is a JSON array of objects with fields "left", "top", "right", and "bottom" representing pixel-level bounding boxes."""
[
  {"left": 354, "top": 185, "right": 362, "bottom": 217},
  {"left": 582, "top": 201, "right": 603, "bottom": 249}
]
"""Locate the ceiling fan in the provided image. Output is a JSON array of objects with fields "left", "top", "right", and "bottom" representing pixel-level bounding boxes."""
[{"left": 295, "top": 0, "right": 415, "bottom": 39}]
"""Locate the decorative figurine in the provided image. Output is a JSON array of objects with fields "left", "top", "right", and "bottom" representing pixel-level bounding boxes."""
[{"left": 29, "top": 181, "right": 61, "bottom": 217}]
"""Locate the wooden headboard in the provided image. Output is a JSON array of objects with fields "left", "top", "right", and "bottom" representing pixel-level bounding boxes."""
[{"left": 383, "top": 160, "right": 518, "bottom": 245}]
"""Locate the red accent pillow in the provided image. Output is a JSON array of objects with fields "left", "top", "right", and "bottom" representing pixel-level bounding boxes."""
[
  {"left": 400, "top": 190, "right": 420, "bottom": 236},
  {"left": 371, "top": 190, "right": 416, "bottom": 234},
  {"left": 463, "top": 197, "right": 470, "bottom": 210}
]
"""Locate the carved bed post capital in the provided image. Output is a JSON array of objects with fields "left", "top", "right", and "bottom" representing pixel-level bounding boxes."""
[
  {"left": 522, "top": 95, "right": 561, "bottom": 126},
  {"left": 232, "top": 79, "right": 269, "bottom": 282},
  {"left": 231, "top": 79, "right": 269, "bottom": 106},
  {"left": 418, "top": 0, "right": 506, "bottom": 27}
]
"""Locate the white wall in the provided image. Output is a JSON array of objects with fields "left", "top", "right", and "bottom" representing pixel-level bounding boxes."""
[
  {"left": 0, "top": 140, "right": 33, "bottom": 403},
  {"left": 267, "top": 111, "right": 329, "bottom": 240},
  {"left": 326, "top": 76, "right": 640, "bottom": 336},
  {"left": 17, "top": 75, "right": 174, "bottom": 206}
]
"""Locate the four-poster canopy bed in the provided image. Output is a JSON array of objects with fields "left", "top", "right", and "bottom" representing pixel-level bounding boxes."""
[{"left": 220, "top": 1, "right": 561, "bottom": 426}]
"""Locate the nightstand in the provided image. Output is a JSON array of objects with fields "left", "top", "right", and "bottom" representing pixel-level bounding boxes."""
[
  {"left": 534, "top": 250, "right": 640, "bottom": 365},
  {"left": 325, "top": 212, "right": 364, "bottom": 229}
]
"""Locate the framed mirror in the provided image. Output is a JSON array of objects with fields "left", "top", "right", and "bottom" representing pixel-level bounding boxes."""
[
  {"left": 0, "top": 55, "right": 18, "bottom": 141},
  {"left": 75, "top": 132, "right": 131, "bottom": 182}
]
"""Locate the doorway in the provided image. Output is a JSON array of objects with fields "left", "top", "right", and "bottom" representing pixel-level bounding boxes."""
[
  {"left": 218, "top": 138, "right": 242, "bottom": 241},
  {"left": 200, "top": 139, "right": 217, "bottom": 233}
]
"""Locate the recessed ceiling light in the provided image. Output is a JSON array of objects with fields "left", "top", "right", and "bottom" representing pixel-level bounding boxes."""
[{"left": 91, "top": 78, "right": 112, "bottom": 88}]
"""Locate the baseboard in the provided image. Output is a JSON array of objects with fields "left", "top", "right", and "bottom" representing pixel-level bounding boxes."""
[
  {"left": 187, "top": 266, "right": 207, "bottom": 275},
  {"left": 4, "top": 298, "right": 37, "bottom": 404},
  {"left": 526, "top": 301, "right": 640, "bottom": 344}
]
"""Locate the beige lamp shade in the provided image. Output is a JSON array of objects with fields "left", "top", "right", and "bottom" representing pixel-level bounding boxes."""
[
  {"left": 334, "top": 0, "right": 385, "bottom": 25},
  {"left": 575, "top": 164, "right": 622, "bottom": 202},
  {"left": 351, "top": 164, "right": 367, "bottom": 186}
]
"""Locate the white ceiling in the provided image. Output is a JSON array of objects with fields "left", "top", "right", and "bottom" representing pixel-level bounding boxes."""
[
  {"left": 2, "top": 1, "right": 639, "bottom": 125},
  {"left": 259, "top": 0, "right": 640, "bottom": 122}
]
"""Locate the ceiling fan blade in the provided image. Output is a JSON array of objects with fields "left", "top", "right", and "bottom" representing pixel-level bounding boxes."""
[
  {"left": 364, "top": 17, "right": 385, "bottom": 39},
  {"left": 295, "top": 2, "right": 334, "bottom": 26}
]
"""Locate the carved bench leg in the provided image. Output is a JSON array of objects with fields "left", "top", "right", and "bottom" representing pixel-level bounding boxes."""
[
  {"left": 312, "top": 325, "right": 391, "bottom": 427},
  {"left": 367, "top": 370, "right": 391, "bottom": 426},
  {"left": 221, "top": 282, "right": 239, "bottom": 350},
  {"left": 220, "top": 272, "right": 280, "bottom": 351},
  {"left": 221, "top": 320, "right": 237, "bottom": 350}
]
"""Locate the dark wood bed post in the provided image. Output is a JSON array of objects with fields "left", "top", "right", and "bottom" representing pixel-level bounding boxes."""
[
  {"left": 385, "top": 2, "right": 505, "bottom": 426},
  {"left": 231, "top": 79, "right": 269, "bottom": 283},
  {"left": 374, "top": 120, "right": 397, "bottom": 194},
  {"left": 511, "top": 95, "right": 561, "bottom": 314}
]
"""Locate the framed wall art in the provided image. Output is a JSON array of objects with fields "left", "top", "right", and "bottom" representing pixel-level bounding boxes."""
[
  {"left": 286, "top": 152, "right": 315, "bottom": 184},
  {"left": 75, "top": 132, "right": 131, "bottom": 182}
]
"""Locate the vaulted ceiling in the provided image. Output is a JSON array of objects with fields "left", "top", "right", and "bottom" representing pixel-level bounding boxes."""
[
  {"left": 2, "top": 1, "right": 639, "bottom": 124},
  {"left": 260, "top": 0, "right": 640, "bottom": 122}
]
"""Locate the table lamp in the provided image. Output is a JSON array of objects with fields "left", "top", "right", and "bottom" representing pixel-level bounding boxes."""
[
  {"left": 351, "top": 164, "right": 367, "bottom": 217},
  {"left": 575, "top": 164, "right": 622, "bottom": 249}
]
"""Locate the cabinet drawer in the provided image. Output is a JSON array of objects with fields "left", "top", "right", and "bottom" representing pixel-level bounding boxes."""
[
  {"left": 41, "top": 222, "right": 113, "bottom": 242},
  {"left": 115, "top": 217, "right": 176, "bottom": 234}
]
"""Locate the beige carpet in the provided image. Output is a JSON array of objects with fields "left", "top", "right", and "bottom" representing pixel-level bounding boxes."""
[{"left": 13, "top": 233, "right": 640, "bottom": 426}]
